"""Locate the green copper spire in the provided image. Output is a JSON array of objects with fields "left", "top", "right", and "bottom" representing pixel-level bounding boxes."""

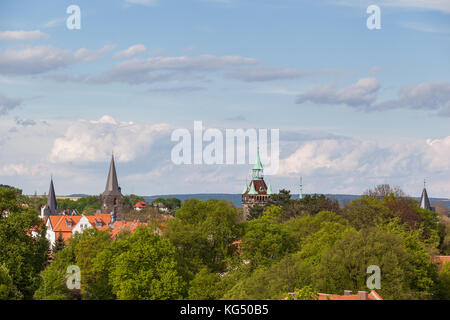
[
  {"left": 299, "top": 176, "right": 303, "bottom": 199},
  {"left": 252, "top": 145, "right": 264, "bottom": 180},
  {"left": 267, "top": 182, "right": 273, "bottom": 195},
  {"left": 248, "top": 182, "right": 258, "bottom": 195},
  {"left": 242, "top": 182, "right": 249, "bottom": 194}
]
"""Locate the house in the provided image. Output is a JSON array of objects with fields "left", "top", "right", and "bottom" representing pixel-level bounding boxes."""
[
  {"left": 134, "top": 201, "right": 148, "bottom": 211},
  {"left": 45, "top": 213, "right": 112, "bottom": 247},
  {"left": 152, "top": 202, "right": 170, "bottom": 213}
]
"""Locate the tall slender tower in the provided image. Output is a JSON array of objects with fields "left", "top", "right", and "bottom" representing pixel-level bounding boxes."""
[
  {"left": 42, "top": 177, "right": 59, "bottom": 217},
  {"left": 420, "top": 179, "right": 434, "bottom": 211},
  {"left": 101, "top": 154, "right": 123, "bottom": 220},
  {"left": 241, "top": 146, "right": 273, "bottom": 219},
  {"left": 299, "top": 176, "right": 303, "bottom": 200}
]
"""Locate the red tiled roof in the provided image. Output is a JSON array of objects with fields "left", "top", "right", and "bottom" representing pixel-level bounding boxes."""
[
  {"left": 243, "top": 179, "right": 268, "bottom": 195},
  {"left": 107, "top": 220, "right": 148, "bottom": 239},
  {"left": 318, "top": 290, "right": 382, "bottom": 300},
  {"left": 134, "top": 201, "right": 148, "bottom": 208},
  {"left": 284, "top": 290, "right": 382, "bottom": 301}
]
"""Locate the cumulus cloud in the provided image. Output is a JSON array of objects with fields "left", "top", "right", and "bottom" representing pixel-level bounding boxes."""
[
  {"left": 296, "top": 77, "right": 381, "bottom": 107},
  {"left": 113, "top": 44, "right": 147, "bottom": 59},
  {"left": 0, "top": 92, "right": 22, "bottom": 115},
  {"left": 49, "top": 115, "right": 172, "bottom": 163},
  {"left": 0, "top": 30, "right": 49, "bottom": 41},
  {"left": 372, "top": 82, "right": 450, "bottom": 114},
  {"left": 278, "top": 135, "right": 450, "bottom": 179},
  {"left": 296, "top": 79, "right": 450, "bottom": 116}
]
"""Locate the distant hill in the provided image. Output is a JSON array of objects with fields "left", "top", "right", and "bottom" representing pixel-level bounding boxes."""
[{"left": 144, "top": 193, "right": 450, "bottom": 209}]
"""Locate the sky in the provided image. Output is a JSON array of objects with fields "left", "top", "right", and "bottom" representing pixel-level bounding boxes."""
[{"left": 0, "top": 0, "right": 449, "bottom": 197}]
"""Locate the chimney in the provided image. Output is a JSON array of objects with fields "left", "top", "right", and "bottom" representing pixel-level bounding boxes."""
[
  {"left": 357, "top": 291, "right": 368, "bottom": 300},
  {"left": 344, "top": 290, "right": 352, "bottom": 295}
]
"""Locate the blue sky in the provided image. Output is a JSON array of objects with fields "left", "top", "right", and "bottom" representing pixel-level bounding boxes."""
[{"left": 0, "top": 0, "right": 449, "bottom": 197}]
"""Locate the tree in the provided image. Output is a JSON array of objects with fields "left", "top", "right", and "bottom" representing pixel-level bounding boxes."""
[
  {"left": 436, "top": 262, "right": 450, "bottom": 300},
  {"left": 247, "top": 204, "right": 264, "bottom": 221},
  {"left": 167, "top": 199, "right": 242, "bottom": 274},
  {"left": 53, "top": 232, "right": 66, "bottom": 253},
  {"left": 188, "top": 268, "right": 225, "bottom": 300},
  {"left": 0, "top": 187, "right": 49, "bottom": 299},
  {"left": 0, "top": 263, "right": 22, "bottom": 300},
  {"left": 241, "top": 215, "right": 294, "bottom": 269},
  {"left": 341, "top": 196, "right": 393, "bottom": 230},
  {"left": 364, "top": 184, "right": 406, "bottom": 198},
  {"left": 109, "top": 227, "right": 186, "bottom": 299},
  {"left": 283, "top": 194, "right": 340, "bottom": 220},
  {"left": 288, "top": 285, "right": 318, "bottom": 300}
]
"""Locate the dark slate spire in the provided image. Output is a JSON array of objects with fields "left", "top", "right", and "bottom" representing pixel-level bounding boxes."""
[
  {"left": 44, "top": 178, "right": 59, "bottom": 216},
  {"left": 420, "top": 180, "right": 432, "bottom": 211},
  {"left": 104, "top": 154, "right": 121, "bottom": 196}
]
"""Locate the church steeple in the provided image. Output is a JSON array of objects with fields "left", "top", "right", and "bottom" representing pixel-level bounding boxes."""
[
  {"left": 101, "top": 153, "right": 123, "bottom": 218},
  {"left": 420, "top": 179, "right": 432, "bottom": 211},
  {"left": 104, "top": 154, "right": 121, "bottom": 195},
  {"left": 43, "top": 177, "right": 59, "bottom": 216}
]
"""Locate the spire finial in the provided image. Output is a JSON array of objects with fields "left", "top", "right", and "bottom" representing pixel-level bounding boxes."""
[{"left": 424, "top": 179, "right": 426, "bottom": 189}]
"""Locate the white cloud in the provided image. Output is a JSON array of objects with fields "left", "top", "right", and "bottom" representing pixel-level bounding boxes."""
[
  {"left": 49, "top": 115, "right": 172, "bottom": 163},
  {"left": 113, "top": 44, "right": 147, "bottom": 59},
  {"left": 0, "top": 45, "right": 115, "bottom": 75},
  {"left": 95, "top": 54, "right": 258, "bottom": 84},
  {"left": 373, "top": 82, "right": 450, "bottom": 114},
  {"left": 296, "top": 79, "right": 450, "bottom": 116},
  {"left": 73, "top": 45, "right": 116, "bottom": 62},
  {"left": 296, "top": 77, "right": 381, "bottom": 107},
  {"left": 277, "top": 135, "right": 450, "bottom": 195},
  {"left": 0, "top": 30, "right": 49, "bottom": 41},
  {"left": 0, "top": 46, "right": 73, "bottom": 75}
]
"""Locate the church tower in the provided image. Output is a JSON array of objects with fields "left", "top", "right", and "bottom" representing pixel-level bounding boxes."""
[
  {"left": 241, "top": 146, "right": 273, "bottom": 219},
  {"left": 420, "top": 180, "right": 434, "bottom": 212},
  {"left": 101, "top": 154, "right": 123, "bottom": 220},
  {"left": 41, "top": 177, "right": 59, "bottom": 218}
]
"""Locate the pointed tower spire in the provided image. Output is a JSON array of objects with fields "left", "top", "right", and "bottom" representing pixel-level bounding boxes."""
[
  {"left": 104, "top": 154, "right": 120, "bottom": 195},
  {"left": 267, "top": 182, "right": 273, "bottom": 195},
  {"left": 420, "top": 182, "right": 432, "bottom": 210},
  {"left": 242, "top": 182, "right": 249, "bottom": 194},
  {"left": 252, "top": 145, "right": 264, "bottom": 180},
  {"left": 44, "top": 177, "right": 59, "bottom": 216}
]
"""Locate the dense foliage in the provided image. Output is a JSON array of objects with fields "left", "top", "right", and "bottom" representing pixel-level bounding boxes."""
[{"left": 1, "top": 185, "right": 450, "bottom": 300}]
